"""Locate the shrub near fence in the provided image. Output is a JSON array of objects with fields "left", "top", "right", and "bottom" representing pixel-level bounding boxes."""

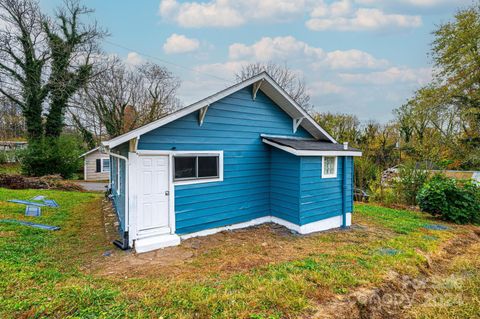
[{"left": 417, "top": 174, "right": 480, "bottom": 224}]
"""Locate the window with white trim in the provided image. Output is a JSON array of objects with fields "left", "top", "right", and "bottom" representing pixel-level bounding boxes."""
[
  {"left": 174, "top": 152, "right": 223, "bottom": 185},
  {"left": 322, "top": 156, "right": 337, "bottom": 178},
  {"left": 101, "top": 158, "right": 110, "bottom": 173}
]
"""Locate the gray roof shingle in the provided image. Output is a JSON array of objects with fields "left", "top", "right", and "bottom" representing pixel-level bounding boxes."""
[{"left": 263, "top": 137, "right": 361, "bottom": 152}]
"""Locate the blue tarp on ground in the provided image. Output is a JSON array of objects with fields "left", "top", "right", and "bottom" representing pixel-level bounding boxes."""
[{"left": 0, "top": 219, "right": 60, "bottom": 231}]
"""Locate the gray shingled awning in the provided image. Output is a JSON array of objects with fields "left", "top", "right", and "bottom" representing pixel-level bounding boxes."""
[{"left": 262, "top": 136, "right": 362, "bottom": 156}]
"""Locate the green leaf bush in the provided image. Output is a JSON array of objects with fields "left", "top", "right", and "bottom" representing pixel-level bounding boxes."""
[
  {"left": 20, "top": 135, "right": 83, "bottom": 179},
  {"left": 394, "top": 162, "right": 429, "bottom": 205},
  {"left": 417, "top": 174, "right": 480, "bottom": 224}
]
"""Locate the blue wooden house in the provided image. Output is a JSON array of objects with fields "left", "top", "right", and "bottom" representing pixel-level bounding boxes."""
[{"left": 102, "top": 72, "right": 362, "bottom": 253}]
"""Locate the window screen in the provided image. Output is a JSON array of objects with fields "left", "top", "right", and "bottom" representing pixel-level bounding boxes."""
[
  {"left": 174, "top": 157, "right": 196, "bottom": 179},
  {"left": 198, "top": 156, "right": 218, "bottom": 178},
  {"left": 174, "top": 155, "right": 219, "bottom": 181}
]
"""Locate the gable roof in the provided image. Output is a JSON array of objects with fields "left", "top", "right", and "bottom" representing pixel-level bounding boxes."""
[{"left": 102, "top": 72, "right": 337, "bottom": 149}]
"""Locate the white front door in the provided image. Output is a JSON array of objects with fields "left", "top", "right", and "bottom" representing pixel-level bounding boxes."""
[{"left": 137, "top": 155, "right": 170, "bottom": 238}]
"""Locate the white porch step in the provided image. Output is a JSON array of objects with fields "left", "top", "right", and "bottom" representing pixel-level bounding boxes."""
[{"left": 134, "top": 234, "right": 181, "bottom": 253}]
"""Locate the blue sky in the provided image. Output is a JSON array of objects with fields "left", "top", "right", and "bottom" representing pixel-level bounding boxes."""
[{"left": 40, "top": 0, "right": 472, "bottom": 122}]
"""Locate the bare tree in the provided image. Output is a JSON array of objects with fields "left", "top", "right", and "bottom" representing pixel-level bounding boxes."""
[
  {"left": 71, "top": 58, "right": 181, "bottom": 139},
  {"left": 235, "top": 62, "right": 312, "bottom": 110},
  {"left": 0, "top": 96, "right": 25, "bottom": 140}
]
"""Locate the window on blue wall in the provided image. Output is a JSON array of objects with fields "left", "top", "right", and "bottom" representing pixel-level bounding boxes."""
[
  {"left": 174, "top": 155, "right": 219, "bottom": 181},
  {"left": 174, "top": 156, "right": 197, "bottom": 179},
  {"left": 322, "top": 156, "right": 337, "bottom": 178}
]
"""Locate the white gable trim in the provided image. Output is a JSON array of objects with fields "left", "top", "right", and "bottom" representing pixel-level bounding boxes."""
[
  {"left": 262, "top": 139, "right": 362, "bottom": 157},
  {"left": 102, "top": 72, "right": 337, "bottom": 149},
  {"left": 79, "top": 147, "right": 100, "bottom": 158}
]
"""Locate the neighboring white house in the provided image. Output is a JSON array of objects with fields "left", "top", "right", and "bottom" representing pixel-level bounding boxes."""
[{"left": 80, "top": 147, "right": 110, "bottom": 181}]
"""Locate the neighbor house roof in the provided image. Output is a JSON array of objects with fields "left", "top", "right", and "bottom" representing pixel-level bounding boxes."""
[
  {"left": 102, "top": 72, "right": 337, "bottom": 149},
  {"left": 80, "top": 147, "right": 100, "bottom": 158},
  {"left": 262, "top": 136, "right": 362, "bottom": 156}
]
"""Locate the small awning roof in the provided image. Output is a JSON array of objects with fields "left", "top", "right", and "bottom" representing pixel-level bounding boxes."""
[{"left": 262, "top": 136, "right": 362, "bottom": 157}]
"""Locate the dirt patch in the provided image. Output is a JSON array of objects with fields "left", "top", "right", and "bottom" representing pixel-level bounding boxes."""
[
  {"left": 307, "top": 228, "right": 480, "bottom": 319},
  {"left": 0, "top": 230, "right": 16, "bottom": 237},
  {"left": 90, "top": 207, "right": 382, "bottom": 280},
  {"left": 0, "top": 174, "right": 84, "bottom": 191}
]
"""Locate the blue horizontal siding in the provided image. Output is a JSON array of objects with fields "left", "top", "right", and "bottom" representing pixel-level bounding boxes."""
[
  {"left": 299, "top": 156, "right": 354, "bottom": 225},
  {"left": 110, "top": 142, "right": 129, "bottom": 232},
  {"left": 270, "top": 148, "right": 301, "bottom": 224},
  {"left": 139, "top": 85, "right": 311, "bottom": 234}
]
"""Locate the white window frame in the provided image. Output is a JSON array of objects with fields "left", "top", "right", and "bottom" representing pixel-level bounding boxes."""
[
  {"left": 100, "top": 158, "right": 110, "bottom": 173},
  {"left": 173, "top": 151, "right": 224, "bottom": 186},
  {"left": 322, "top": 156, "right": 337, "bottom": 178}
]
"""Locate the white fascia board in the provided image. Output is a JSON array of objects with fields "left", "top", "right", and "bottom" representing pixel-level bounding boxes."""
[
  {"left": 262, "top": 139, "right": 362, "bottom": 157},
  {"left": 79, "top": 147, "right": 99, "bottom": 158},
  {"left": 103, "top": 72, "right": 336, "bottom": 149}
]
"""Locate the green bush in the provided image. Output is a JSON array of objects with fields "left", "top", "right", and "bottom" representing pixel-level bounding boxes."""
[
  {"left": 0, "top": 151, "right": 7, "bottom": 164},
  {"left": 417, "top": 174, "right": 480, "bottom": 224},
  {"left": 20, "top": 135, "right": 83, "bottom": 179},
  {"left": 394, "top": 162, "right": 429, "bottom": 205}
]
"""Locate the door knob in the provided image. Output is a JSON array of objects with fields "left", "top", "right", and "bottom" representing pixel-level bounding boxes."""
[{"left": 165, "top": 191, "right": 170, "bottom": 196}]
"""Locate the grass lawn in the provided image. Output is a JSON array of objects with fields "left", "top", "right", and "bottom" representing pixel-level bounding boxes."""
[{"left": 0, "top": 188, "right": 479, "bottom": 318}]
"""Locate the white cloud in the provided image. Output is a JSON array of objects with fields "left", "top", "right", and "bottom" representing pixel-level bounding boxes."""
[
  {"left": 229, "top": 36, "right": 324, "bottom": 61},
  {"left": 125, "top": 52, "right": 144, "bottom": 66},
  {"left": 339, "top": 67, "right": 432, "bottom": 85},
  {"left": 355, "top": 0, "right": 470, "bottom": 7},
  {"left": 311, "top": 0, "right": 353, "bottom": 18},
  {"left": 163, "top": 34, "right": 200, "bottom": 54},
  {"left": 308, "top": 81, "right": 347, "bottom": 96},
  {"left": 320, "top": 49, "right": 389, "bottom": 69},
  {"left": 158, "top": 0, "right": 306, "bottom": 28},
  {"left": 306, "top": 7, "right": 421, "bottom": 31},
  {"left": 229, "top": 36, "right": 387, "bottom": 70},
  {"left": 158, "top": 0, "right": 428, "bottom": 31}
]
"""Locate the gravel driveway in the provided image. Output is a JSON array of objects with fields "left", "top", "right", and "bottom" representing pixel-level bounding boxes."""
[{"left": 75, "top": 181, "right": 108, "bottom": 192}]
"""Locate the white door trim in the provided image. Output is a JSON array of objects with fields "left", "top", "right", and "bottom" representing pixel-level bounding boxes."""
[
  {"left": 128, "top": 152, "right": 138, "bottom": 246},
  {"left": 129, "top": 152, "right": 176, "bottom": 245}
]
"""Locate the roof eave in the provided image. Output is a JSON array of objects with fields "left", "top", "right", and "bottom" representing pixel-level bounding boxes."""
[
  {"left": 79, "top": 146, "right": 100, "bottom": 158},
  {"left": 262, "top": 139, "right": 362, "bottom": 157}
]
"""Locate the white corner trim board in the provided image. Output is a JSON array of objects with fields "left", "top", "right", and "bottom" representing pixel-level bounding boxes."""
[{"left": 179, "top": 213, "right": 352, "bottom": 241}]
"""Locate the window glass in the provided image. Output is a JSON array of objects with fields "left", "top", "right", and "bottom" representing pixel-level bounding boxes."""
[
  {"left": 175, "top": 157, "right": 196, "bottom": 179},
  {"left": 102, "top": 159, "right": 110, "bottom": 172},
  {"left": 323, "top": 156, "right": 336, "bottom": 177},
  {"left": 198, "top": 156, "right": 218, "bottom": 178}
]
